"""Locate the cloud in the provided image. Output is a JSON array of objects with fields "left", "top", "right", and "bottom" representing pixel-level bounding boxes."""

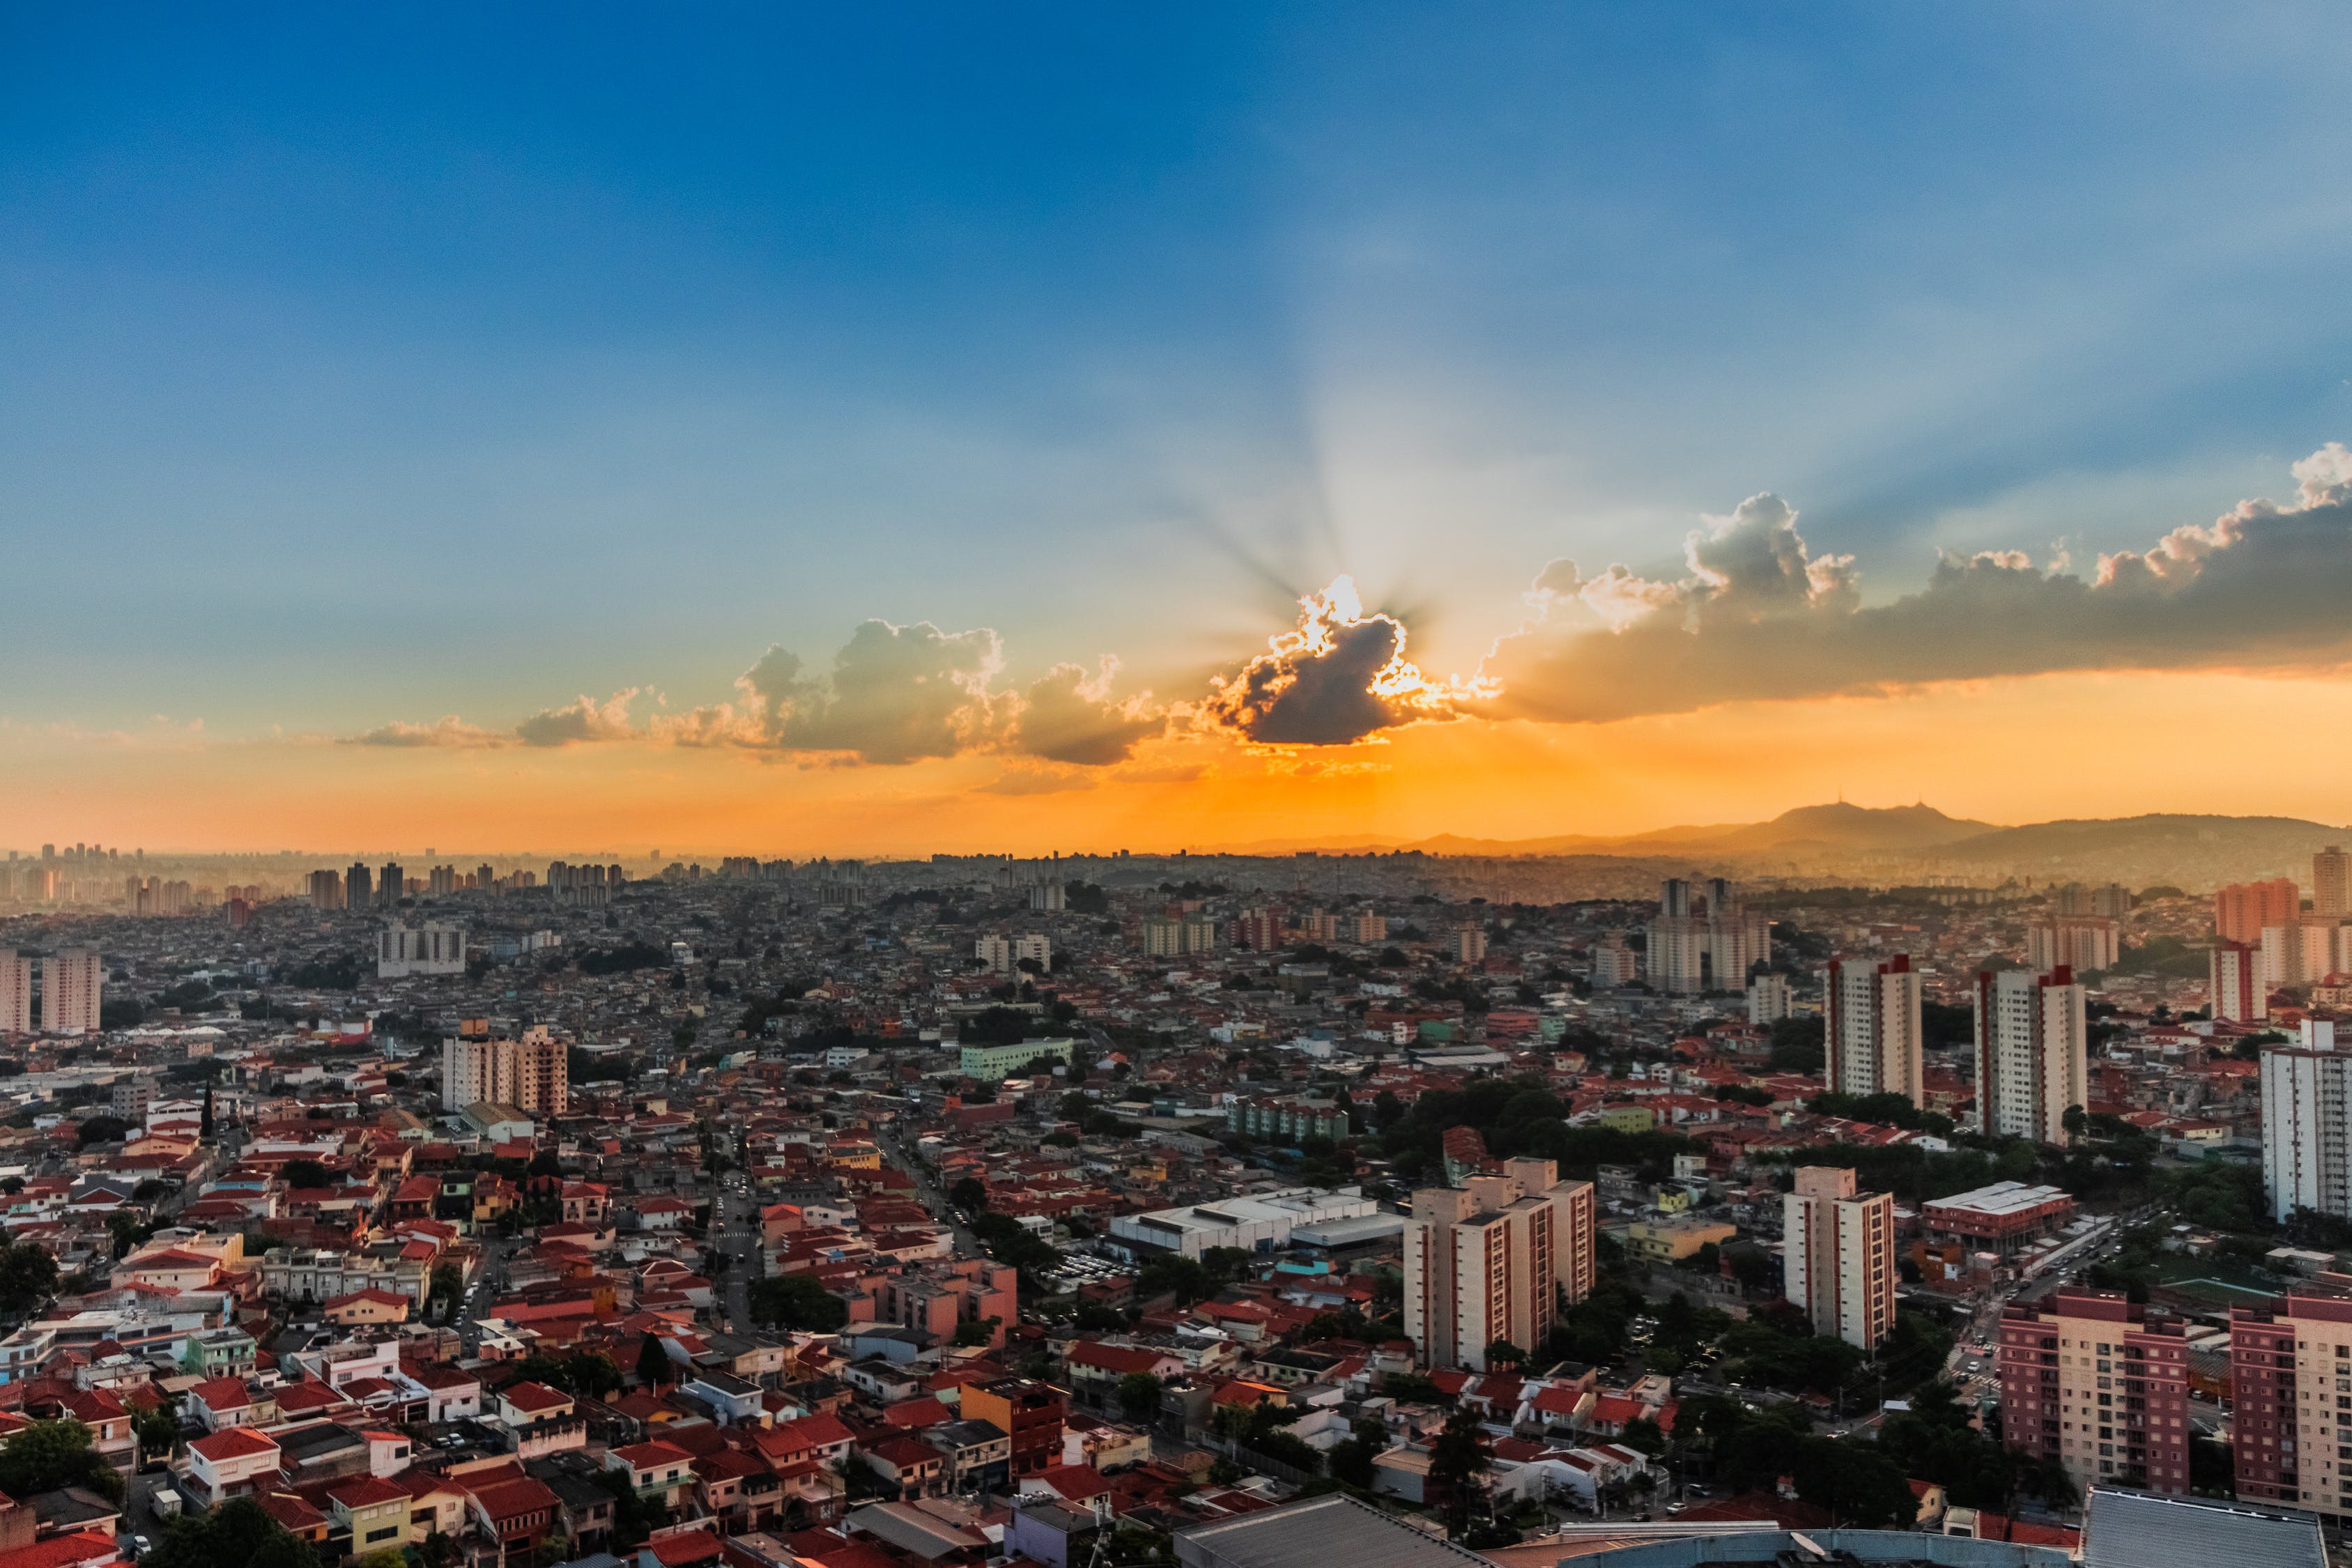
[
  {"left": 1010, "top": 659, "right": 1165, "bottom": 765},
  {"left": 1203, "top": 575, "right": 1495, "bottom": 746},
  {"left": 346, "top": 716, "right": 508, "bottom": 748},
  {"left": 514, "top": 689, "right": 643, "bottom": 746},
  {"left": 760, "top": 620, "right": 1006, "bottom": 764},
  {"left": 1480, "top": 443, "right": 2352, "bottom": 723}
]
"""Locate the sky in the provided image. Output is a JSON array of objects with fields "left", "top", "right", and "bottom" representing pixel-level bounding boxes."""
[{"left": 8, "top": 4, "right": 2352, "bottom": 855}]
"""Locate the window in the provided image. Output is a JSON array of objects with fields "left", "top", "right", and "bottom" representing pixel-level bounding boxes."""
[{"left": 366, "top": 1528, "right": 400, "bottom": 1544}]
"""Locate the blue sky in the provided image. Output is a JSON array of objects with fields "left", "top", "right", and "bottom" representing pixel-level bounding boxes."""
[{"left": 6, "top": 3, "right": 2352, "bottom": 736}]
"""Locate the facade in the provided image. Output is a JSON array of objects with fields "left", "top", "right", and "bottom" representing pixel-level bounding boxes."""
[
  {"left": 1997, "top": 1288, "right": 2190, "bottom": 1498},
  {"left": 0, "top": 953, "right": 28, "bottom": 1036},
  {"left": 958, "top": 1037, "right": 1076, "bottom": 1081},
  {"left": 2025, "top": 918, "right": 2119, "bottom": 975},
  {"left": 2217, "top": 877, "right": 2300, "bottom": 944},
  {"left": 1225, "top": 1097, "right": 1348, "bottom": 1144},
  {"left": 1402, "top": 1158, "right": 1597, "bottom": 1369},
  {"left": 1973, "top": 966, "right": 2088, "bottom": 1146},
  {"left": 2319, "top": 847, "right": 2351, "bottom": 920},
  {"left": 1111, "top": 1187, "right": 1378, "bottom": 1261},
  {"left": 1921, "top": 1181, "right": 2077, "bottom": 1256},
  {"left": 378, "top": 920, "right": 467, "bottom": 978},
  {"left": 1140, "top": 914, "right": 1219, "bottom": 958},
  {"left": 2261, "top": 1022, "right": 2352, "bottom": 1224},
  {"left": 2213, "top": 939, "right": 2268, "bottom": 1024},
  {"left": 1645, "top": 878, "right": 1770, "bottom": 994},
  {"left": 42, "top": 949, "right": 102, "bottom": 1036},
  {"left": 1781, "top": 1166, "right": 1895, "bottom": 1349},
  {"left": 307, "top": 869, "right": 344, "bottom": 909},
  {"left": 1745, "top": 973, "right": 1792, "bottom": 1027},
  {"left": 440, "top": 1028, "right": 569, "bottom": 1114},
  {"left": 2230, "top": 1291, "right": 2352, "bottom": 1518},
  {"left": 1824, "top": 953, "right": 1923, "bottom": 1108},
  {"left": 2262, "top": 918, "right": 2347, "bottom": 991},
  {"left": 345, "top": 861, "right": 371, "bottom": 910},
  {"left": 959, "top": 1378, "right": 1066, "bottom": 1476},
  {"left": 1588, "top": 936, "right": 1638, "bottom": 987}
]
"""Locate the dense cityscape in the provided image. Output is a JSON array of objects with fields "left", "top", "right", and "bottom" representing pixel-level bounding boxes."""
[{"left": 0, "top": 823, "right": 2333, "bottom": 1568}]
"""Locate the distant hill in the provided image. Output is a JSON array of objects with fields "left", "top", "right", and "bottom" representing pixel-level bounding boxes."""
[{"left": 1383, "top": 802, "right": 1997, "bottom": 858}]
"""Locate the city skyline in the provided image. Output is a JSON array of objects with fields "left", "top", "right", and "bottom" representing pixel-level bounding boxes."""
[{"left": 13, "top": 8, "right": 2352, "bottom": 852}]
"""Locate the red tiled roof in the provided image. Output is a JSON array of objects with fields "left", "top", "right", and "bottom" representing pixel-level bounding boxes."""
[{"left": 190, "top": 1427, "right": 279, "bottom": 1461}]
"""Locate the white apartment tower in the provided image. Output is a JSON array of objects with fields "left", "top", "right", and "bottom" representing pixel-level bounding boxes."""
[
  {"left": 1404, "top": 1158, "right": 1597, "bottom": 1370},
  {"left": 1823, "top": 953, "right": 1923, "bottom": 1108},
  {"left": 1783, "top": 1165, "right": 1896, "bottom": 1349},
  {"left": 2212, "top": 939, "right": 2266, "bottom": 1023},
  {"left": 2262, "top": 1020, "right": 2352, "bottom": 1224},
  {"left": 0, "top": 953, "right": 29, "bottom": 1036},
  {"left": 43, "top": 948, "right": 102, "bottom": 1035},
  {"left": 1973, "top": 966, "right": 2089, "bottom": 1146},
  {"left": 1645, "top": 877, "right": 1771, "bottom": 994},
  {"left": 1746, "top": 972, "right": 1793, "bottom": 1027},
  {"left": 378, "top": 921, "right": 467, "bottom": 978},
  {"left": 440, "top": 1027, "right": 569, "bottom": 1114}
]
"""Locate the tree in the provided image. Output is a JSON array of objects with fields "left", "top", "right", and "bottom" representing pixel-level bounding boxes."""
[
  {"left": 146, "top": 1498, "right": 319, "bottom": 1568},
  {"left": 75, "top": 1115, "right": 132, "bottom": 1148},
  {"left": 352, "top": 1552, "right": 406, "bottom": 1568},
  {"left": 1484, "top": 1341, "right": 1525, "bottom": 1371},
  {"left": 0, "top": 1242, "right": 59, "bottom": 1317},
  {"left": 952, "top": 1316, "right": 1000, "bottom": 1347},
  {"left": 279, "top": 1159, "right": 332, "bottom": 1190},
  {"left": 635, "top": 1331, "right": 673, "bottom": 1389},
  {"left": 0, "top": 1420, "right": 125, "bottom": 1504},
  {"left": 1137, "top": 1254, "right": 1212, "bottom": 1306},
  {"left": 1426, "top": 1408, "right": 1490, "bottom": 1534},
  {"left": 948, "top": 1176, "right": 988, "bottom": 1213},
  {"left": 200, "top": 1086, "right": 214, "bottom": 1137},
  {"left": 748, "top": 1274, "right": 848, "bottom": 1332},
  {"left": 134, "top": 1403, "right": 178, "bottom": 1462},
  {"left": 1790, "top": 1436, "right": 1914, "bottom": 1528},
  {"left": 1116, "top": 1372, "right": 1164, "bottom": 1424},
  {"left": 1617, "top": 1416, "right": 1666, "bottom": 1457},
  {"left": 564, "top": 1349, "right": 624, "bottom": 1399}
]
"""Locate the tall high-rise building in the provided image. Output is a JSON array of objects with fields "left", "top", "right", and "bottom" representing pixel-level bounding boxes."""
[
  {"left": 1974, "top": 966, "right": 2088, "bottom": 1146},
  {"left": 2261, "top": 1020, "right": 2352, "bottom": 1224},
  {"left": 2216, "top": 877, "right": 2300, "bottom": 944},
  {"left": 2261, "top": 918, "right": 2346, "bottom": 990},
  {"left": 307, "top": 869, "right": 344, "bottom": 911},
  {"left": 1647, "top": 877, "right": 1771, "bottom": 994},
  {"left": 440, "top": 1027, "right": 568, "bottom": 1114},
  {"left": 0, "top": 953, "right": 29, "bottom": 1036},
  {"left": 1746, "top": 973, "right": 1792, "bottom": 1027},
  {"left": 1823, "top": 953, "right": 1923, "bottom": 1108},
  {"left": 1403, "top": 1157, "right": 1596, "bottom": 1370},
  {"left": 2213, "top": 939, "right": 2268, "bottom": 1023},
  {"left": 1781, "top": 1166, "right": 1895, "bottom": 1349},
  {"left": 426, "top": 865, "right": 457, "bottom": 898},
  {"left": 1454, "top": 925, "right": 1488, "bottom": 964},
  {"left": 1997, "top": 1288, "right": 2190, "bottom": 1499},
  {"left": 2318, "top": 847, "right": 2352, "bottom": 921},
  {"left": 346, "top": 861, "right": 371, "bottom": 911},
  {"left": 376, "top": 861, "right": 404, "bottom": 907},
  {"left": 2025, "top": 918, "right": 2119, "bottom": 975},
  {"left": 2229, "top": 1291, "right": 2352, "bottom": 1515},
  {"left": 42, "top": 948, "right": 102, "bottom": 1035}
]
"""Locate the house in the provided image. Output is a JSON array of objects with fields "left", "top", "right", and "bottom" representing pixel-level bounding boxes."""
[
  {"left": 861, "top": 1436, "right": 945, "bottom": 1502},
  {"left": 606, "top": 1443, "right": 697, "bottom": 1509},
  {"left": 321, "top": 1475, "right": 413, "bottom": 1555},
  {"left": 1008, "top": 1502, "right": 1100, "bottom": 1568},
  {"left": 180, "top": 1428, "right": 281, "bottom": 1507},
  {"left": 463, "top": 1473, "right": 563, "bottom": 1565},
  {"left": 321, "top": 1289, "right": 411, "bottom": 1328},
  {"left": 681, "top": 1371, "right": 763, "bottom": 1428},
  {"left": 185, "top": 1378, "right": 266, "bottom": 1434}
]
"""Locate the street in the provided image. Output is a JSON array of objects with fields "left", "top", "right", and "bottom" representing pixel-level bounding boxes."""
[
  {"left": 715, "top": 1178, "right": 758, "bottom": 1330},
  {"left": 876, "top": 1129, "right": 979, "bottom": 1254}
]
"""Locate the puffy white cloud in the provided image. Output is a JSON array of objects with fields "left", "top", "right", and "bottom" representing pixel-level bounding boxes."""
[
  {"left": 514, "top": 689, "right": 643, "bottom": 746},
  {"left": 762, "top": 620, "right": 1006, "bottom": 765},
  {"left": 1479, "top": 443, "right": 2352, "bottom": 723},
  {"left": 1010, "top": 659, "right": 1166, "bottom": 765}
]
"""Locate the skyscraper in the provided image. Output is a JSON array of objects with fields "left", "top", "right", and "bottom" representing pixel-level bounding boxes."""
[
  {"left": 1823, "top": 953, "right": 1923, "bottom": 1108},
  {"left": 1646, "top": 877, "right": 1771, "bottom": 994},
  {"left": 2215, "top": 877, "right": 2300, "bottom": 944},
  {"left": 1974, "top": 966, "right": 2088, "bottom": 1146},
  {"left": 2318, "top": 847, "right": 2351, "bottom": 921},
  {"left": 2261, "top": 1020, "right": 2352, "bottom": 1224},
  {"left": 2213, "top": 939, "right": 2267, "bottom": 1023},
  {"left": 0, "top": 953, "right": 29, "bottom": 1036},
  {"left": 377, "top": 861, "right": 404, "bottom": 907},
  {"left": 1998, "top": 1288, "right": 2191, "bottom": 1498},
  {"left": 1782, "top": 1165, "right": 1895, "bottom": 1349},
  {"left": 1403, "top": 1157, "right": 1596, "bottom": 1370},
  {"left": 307, "top": 869, "right": 344, "bottom": 910},
  {"left": 346, "top": 861, "right": 371, "bottom": 911},
  {"left": 440, "top": 1027, "right": 569, "bottom": 1114},
  {"left": 43, "top": 948, "right": 102, "bottom": 1035}
]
